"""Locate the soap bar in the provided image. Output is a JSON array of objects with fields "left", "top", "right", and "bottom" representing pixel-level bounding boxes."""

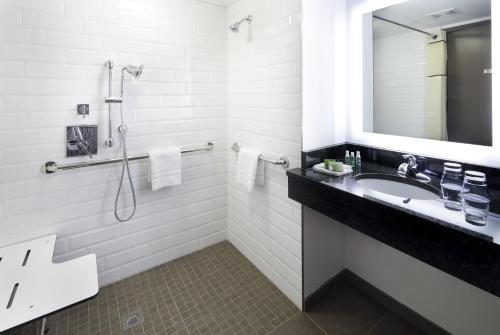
[
  {"left": 330, "top": 161, "right": 344, "bottom": 172},
  {"left": 324, "top": 159, "right": 343, "bottom": 172}
]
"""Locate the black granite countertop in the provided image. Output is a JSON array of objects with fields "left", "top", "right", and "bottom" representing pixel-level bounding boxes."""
[
  {"left": 291, "top": 143, "right": 500, "bottom": 298},
  {"left": 288, "top": 163, "right": 500, "bottom": 246}
]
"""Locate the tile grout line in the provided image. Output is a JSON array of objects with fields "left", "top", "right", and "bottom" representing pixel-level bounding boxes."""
[
  {"left": 304, "top": 313, "right": 329, "bottom": 335},
  {"left": 264, "top": 311, "right": 301, "bottom": 335},
  {"left": 365, "top": 311, "right": 389, "bottom": 335}
]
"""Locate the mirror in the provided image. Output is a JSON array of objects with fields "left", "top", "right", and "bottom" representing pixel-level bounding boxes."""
[{"left": 364, "top": 0, "right": 492, "bottom": 146}]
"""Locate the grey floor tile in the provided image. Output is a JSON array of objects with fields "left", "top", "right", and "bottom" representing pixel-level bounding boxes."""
[
  {"left": 306, "top": 280, "right": 387, "bottom": 335},
  {"left": 368, "top": 313, "right": 424, "bottom": 335},
  {"left": 5, "top": 242, "right": 298, "bottom": 335},
  {"left": 269, "top": 314, "right": 326, "bottom": 335}
]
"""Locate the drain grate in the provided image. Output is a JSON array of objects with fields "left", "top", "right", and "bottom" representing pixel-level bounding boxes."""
[{"left": 121, "top": 309, "right": 144, "bottom": 332}]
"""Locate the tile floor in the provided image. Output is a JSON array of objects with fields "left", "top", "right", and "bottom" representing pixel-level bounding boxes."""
[
  {"left": 277, "top": 273, "right": 448, "bottom": 335},
  {"left": 6, "top": 242, "right": 298, "bottom": 335},
  {"left": 6, "top": 242, "right": 443, "bottom": 335}
]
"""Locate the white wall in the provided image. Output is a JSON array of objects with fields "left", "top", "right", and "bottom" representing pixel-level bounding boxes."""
[
  {"left": 226, "top": 0, "right": 303, "bottom": 308},
  {"left": 0, "top": 0, "right": 228, "bottom": 287},
  {"left": 303, "top": 207, "right": 345, "bottom": 298},
  {"left": 302, "top": 0, "right": 347, "bottom": 150},
  {"left": 346, "top": 228, "right": 500, "bottom": 335}
]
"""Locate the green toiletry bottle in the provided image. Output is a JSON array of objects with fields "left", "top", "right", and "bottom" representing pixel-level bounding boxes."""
[{"left": 344, "top": 150, "right": 350, "bottom": 165}]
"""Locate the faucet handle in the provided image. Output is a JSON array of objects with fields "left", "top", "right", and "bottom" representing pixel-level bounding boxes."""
[
  {"left": 68, "top": 126, "right": 93, "bottom": 159},
  {"left": 402, "top": 154, "right": 417, "bottom": 167},
  {"left": 77, "top": 140, "right": 93, "bottom": 159}
]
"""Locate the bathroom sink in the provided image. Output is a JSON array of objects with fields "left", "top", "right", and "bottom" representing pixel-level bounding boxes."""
[{"left": 355, "top": 174, "right": 441, "bottom": 200}]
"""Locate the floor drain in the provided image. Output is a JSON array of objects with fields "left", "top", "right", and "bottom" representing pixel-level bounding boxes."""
[{"left": 121, "top": 309, "right": 144, "bottom": 332}]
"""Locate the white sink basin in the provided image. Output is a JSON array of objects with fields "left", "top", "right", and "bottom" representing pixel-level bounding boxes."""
[{"left": 355, "top": 174, "right": 441, "bottom": 200}]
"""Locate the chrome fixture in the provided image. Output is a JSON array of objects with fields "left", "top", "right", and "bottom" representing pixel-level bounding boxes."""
[
  {"left": 43, "top": 142, "right": 214, "bottom": 173},
  {"left": 77, "top": 104, "right": 89, "bottom": 119},
  {"left": 373, "top": 15, "right": 438, "bottom": 39},
  {"left": 398, "top": 154, "right": 431, "bottom": 182},
  {"left": 113, "top": 64, "right": 144, "bottom": 222},
  {"left": 229, "top": 15, "right": 253, "bottom": 33},
  {"left": 104, "top": 60, "right": 114, "bottom": 147},
  {"left": 123, "top": 64, "right": 144, "bottom": 79},
  {"left": 231, "top": 142, "right": 289, "bottom": 168},
  {"left": 104, "top": 97, "right": 123, "bottom": 104},
  {"left": 120, "top": 64, "right": 143, "bottom": 97},
  {"left": 67, "top": 126, "right": 93, "bottom": 159}
]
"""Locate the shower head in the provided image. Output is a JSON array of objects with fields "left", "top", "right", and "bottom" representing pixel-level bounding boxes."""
[
  {"left": 120, "top": 64, "right": 144, "bottom": 97},
  {"left": 229, "top": 15, "right": 253, "bottom": 33},
  {"left": 123, "top": 64, "right": 144, "bottom": 79}
]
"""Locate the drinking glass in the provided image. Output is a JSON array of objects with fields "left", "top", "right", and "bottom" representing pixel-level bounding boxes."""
[
  {"left": 440, "top": 162, "right": 463, "bottom": 210},
  {"left": 460, "top": 171, "right": 490, "bottom": 226}
]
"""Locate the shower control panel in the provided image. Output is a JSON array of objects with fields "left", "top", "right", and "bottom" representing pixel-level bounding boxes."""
[{"left": 66, "top": 125, "right": 98, "bottom": 158}]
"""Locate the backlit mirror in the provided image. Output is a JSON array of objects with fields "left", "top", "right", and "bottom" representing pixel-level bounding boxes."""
[{"left": 364, "top": 0, "right": 492, "bottom": 146}]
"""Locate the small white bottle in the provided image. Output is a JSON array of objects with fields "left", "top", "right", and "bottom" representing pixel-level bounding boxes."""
[
  {"left": 356, "top": 151, "right": 361, "bottom": 166},
  {"left": 345, "top": 150, "right": 350, "bottom": 165},
  {"left": 350, "top": 152, "right": 356, "bottom": 167}
]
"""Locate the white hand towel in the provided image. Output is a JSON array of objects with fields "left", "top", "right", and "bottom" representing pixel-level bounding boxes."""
[
  {"left": 148, "top": 147, "right": 182, "bottom": 191},
  {"left": 236, "top": 147, "right": 265, "bottom": 191}
]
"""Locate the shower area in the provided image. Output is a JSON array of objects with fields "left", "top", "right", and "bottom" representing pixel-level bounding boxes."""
[{"left": 0, "top": 0, "right": 301, "bottom": 334}]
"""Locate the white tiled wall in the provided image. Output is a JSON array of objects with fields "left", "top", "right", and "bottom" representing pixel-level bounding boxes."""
[
  {"left": 373, "top": 31, "right": 428, "bottom": 138},
  {"left": 0, "top": 0, "right": 228, "bottom": 286},
  {"left": 226, "top": 0, "right": 303, "bottom": 308}
]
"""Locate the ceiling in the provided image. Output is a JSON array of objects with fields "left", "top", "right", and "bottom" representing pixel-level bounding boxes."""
[
  {"left": 197, "top": 0, "right": 238, "bottom": 7},
  {"left": 373, "top": 0, "right": 491, "bottom": 38}
]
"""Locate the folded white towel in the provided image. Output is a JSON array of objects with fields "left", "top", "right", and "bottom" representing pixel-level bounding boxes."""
[
  {"left": 148, "top": 147, "right": 182, "bottom": 191},
  {"left": 236, "top": 147, "right": 265, "bottom": 191}
]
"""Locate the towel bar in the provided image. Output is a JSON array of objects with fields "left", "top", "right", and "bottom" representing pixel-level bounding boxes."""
[
  {"left": 44, "top": 141, "right": 214, "bottom": 174},
  {"left": 231, "top": 142, "right": 289, "bottom": 168}
]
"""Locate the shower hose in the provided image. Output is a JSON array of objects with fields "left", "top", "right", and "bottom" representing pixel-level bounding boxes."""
[{"left": 114, "top": 102, "right": 137, "bottom": 222}]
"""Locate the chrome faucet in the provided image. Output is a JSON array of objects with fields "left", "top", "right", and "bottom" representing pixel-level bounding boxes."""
[{"left": 398, "top": 154, "right": 430, "bottom": 182}]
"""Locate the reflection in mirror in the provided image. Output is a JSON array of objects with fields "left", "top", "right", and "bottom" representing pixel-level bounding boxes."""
[{"left": 366, "top": 0, "right": 492, "bottom": 146}]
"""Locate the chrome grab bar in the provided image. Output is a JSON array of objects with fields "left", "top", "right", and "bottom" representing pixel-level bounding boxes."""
[
  {"left": 231, "top": 142, "right": 289, "bottom": 168},
  {"left": 44, "top": 141, "right": 214, "bottom": 174}
]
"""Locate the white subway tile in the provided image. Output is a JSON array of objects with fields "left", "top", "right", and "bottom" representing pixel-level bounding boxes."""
[
  {"left": 23, "top": 12, "right": 83, "bottom": 33},
  {"left": 65, "top": 2, "right": 116, "bottom": 22},
  {"left": 0, "top": 62, "right": 24, "bottom": 77},
  {"left": 0, "top": 44, "right": 65, "bottom": 63},
  {"left": 0, "top": 79, "right": 46, "bottom": 95},
  {"left": 2, "top": 0, "right": 64, "bottom": 15},
  {"left": 25, "top": 63, "right": 84, "bottom": 79},
  {"left": 46, "top": 80, "right": 101, "bottom": 96},
  {"left": 66, "top": 49, "right": 119, "bottom": 65},
  {"left": 69, "top": 225, "right": 121, "bottom": 251},
  {"left": 0, "top": 26, "right": 44, "bottom": 45},
  {"left": 45, "top": 31, "right": 100, "bottom": 50},
  {"left": 0, "top": 9, "right": 22, "bottom": 26}
]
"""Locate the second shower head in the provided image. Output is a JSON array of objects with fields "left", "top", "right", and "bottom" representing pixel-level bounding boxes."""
[
  {"left": 229, "top": 15, "right": 253, "bottom": 33},
  {"left": 123, "top": 64, "right": 144, "bottom": 79}
]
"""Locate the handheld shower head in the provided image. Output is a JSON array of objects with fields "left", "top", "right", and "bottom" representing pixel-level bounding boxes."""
[
  {"left": 120, "top": 64, "right": 144, "bottom": 97},
  {"left": 123, "top": 64, "right": 144, "bottom": 79}
]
